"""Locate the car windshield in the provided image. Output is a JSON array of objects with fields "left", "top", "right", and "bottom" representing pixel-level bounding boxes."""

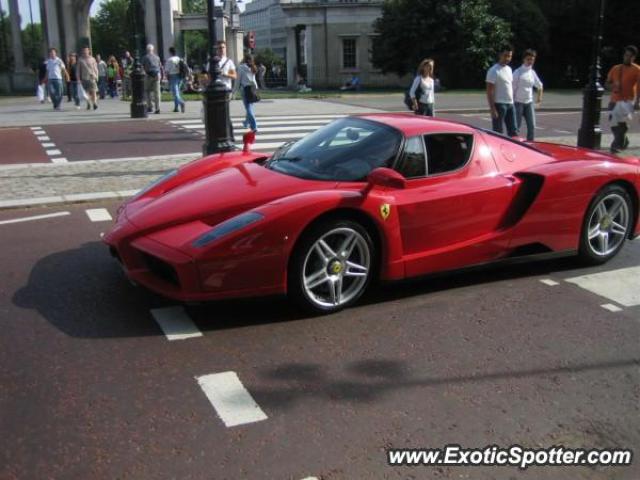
[{"left": 266, "top": 117, "right": 402, "bottom": 181}]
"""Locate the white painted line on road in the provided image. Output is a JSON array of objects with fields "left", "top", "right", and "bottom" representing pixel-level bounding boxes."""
[
  {"left": 171, "top": 114, "right": 344, "bottom": 125},
  {"left": 182, "top": 119, "right": 334, "bottom": 128},
  {"left": 50, "top": 157, "right": 68, "bottom": 163},
  {"left": 29, "top": 126, "right": 41, "bottom": 130},
  {"left": 151, "top": 306, "right": 203, "bottom": 341},
  {"left": 64, "top": 191, "right": 117, "bottom": 202},
  {"left": 535, "top": 127, "right": 546, "bottom": 130},
  {"left": 601, "top": 304, "right": 622, "bottom": 312},
  {"left": 85, "top": 208, "right": 113, "bottom": 222},
  {"left": 115, "top": 189, "right": 140, "bottom": 197},
  {"left": 540, "top": 279, "right": 559, "bottom": 286},
  {"left": 196, "top": 371, "right": 268, "bottom": 427},
  {"left": 300, "top": 477, "right": 319, "bottom": 480},
  {"left": 46, "top": 149, "right": 62, "bottom": 156},
  {"left": 36, "top": 135, "right": 50, "bottom": 141},
  {"left": 41, "top": 142, "right": 56, "bottom": 148},
  {"left": 566, "top": 267, "right": 640, "bottom": 307},
  {"left": 0, "top": 211, "right": 70, "bottom": 225},
  {"left": 33, "top": 130, "right": 45, "bottom": 135},
  {"left": 555, "top": 130, "right": 572, "bottom": 134}
]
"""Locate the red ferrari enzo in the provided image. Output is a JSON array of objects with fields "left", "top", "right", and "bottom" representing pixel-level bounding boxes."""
[{"left": 104, "top": 114, "right": 640, "bottom": 313}]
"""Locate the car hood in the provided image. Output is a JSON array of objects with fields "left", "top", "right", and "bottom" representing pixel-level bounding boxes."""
[{"left": 126, "top": 162, "right": 336, "bottom": 231}]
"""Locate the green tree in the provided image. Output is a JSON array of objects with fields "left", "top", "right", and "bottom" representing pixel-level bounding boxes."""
[
  {"left": 371, "top": 0, "right": 511, "bottom": 88},
  {"left": 90, "top": 0, "right": 135, "bottom": 59},
  {"left": 254, "top": 48, "right": 284, "bottom": 69},
  {"left": 182, "top": 0, "right": 206, "bottom": 14},
  {"left": 22, "top": 23, "right": 44, "bottom": 71},
  {"left": 489, "top": 0, "right": 549, "bottom": 58},
  {"left": 0, "top": 7, "right": 12, "bottom": 72},
  {"left": 183, "top": 30, "right": 208, "bottom": 67}
]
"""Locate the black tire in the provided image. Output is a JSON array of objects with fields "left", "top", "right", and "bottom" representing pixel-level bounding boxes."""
[
  {"left": 578, "top": 184, "right": 633, "bottom": 265},
  {"left": 288, "top": 219, "right": 376, "bottom": 314}
]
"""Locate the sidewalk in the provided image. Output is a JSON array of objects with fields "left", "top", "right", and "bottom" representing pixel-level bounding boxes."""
[
  {"left": 0, "top": 90, "right": 608, "bottom": 127},
  {"left": 1, "top": 133, "right": 638, "bottom": 210}
]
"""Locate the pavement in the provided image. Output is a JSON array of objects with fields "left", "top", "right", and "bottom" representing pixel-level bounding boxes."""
[{"left": 1, "top": 200, "right": 640, "bottom": 479}]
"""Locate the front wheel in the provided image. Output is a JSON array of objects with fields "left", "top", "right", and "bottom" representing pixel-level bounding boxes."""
[
  {"left": 289, "top": 220, "right": 375, "bottom": 314},
  {"left": 579, "top": 184, "right": 632, "bottom": 264}
]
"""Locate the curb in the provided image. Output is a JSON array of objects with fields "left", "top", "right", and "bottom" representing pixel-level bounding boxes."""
[{"left": 0, "top": 190, "right": 139, "bottom": 211}]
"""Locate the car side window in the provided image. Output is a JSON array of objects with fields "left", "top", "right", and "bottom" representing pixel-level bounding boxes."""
[
  {"left": 424, "top": 134, "right": 473, "bottom": 175},
  {"left": 395, "top": 136, "right": 426, "bottom": 178}
]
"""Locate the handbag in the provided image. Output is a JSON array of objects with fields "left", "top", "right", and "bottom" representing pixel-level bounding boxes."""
[{"left": 244, "top": 84, "right": 260, "bottom": 103}]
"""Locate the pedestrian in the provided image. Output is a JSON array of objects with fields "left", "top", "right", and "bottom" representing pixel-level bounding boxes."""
[
  {"left": 67, "top": 53, "right": 81, "bottom": 109},
  {"left": 205, "top": 41, "right": 237, "bottom": 136},
  {"left": 121, "top": 51, "right": 133, "bottom": 100},
  {"left": 142, "top": 44, "right": 162, "bottom": 114},
  {"left": 238, "top": 53, "right": 259, "bottom": 132},
  {"left": 410, "top": 58, "right": 436, "bottom": 116},
  {"left": 257, "top": 62, "right": 267, "bottom": 89},
  {"left": 486, "top": 45, "right": 517, "bottom": 137},
  {"left": 96, "top": 54, "right": 107, "bottom": 99},
  {"left": 106, "top": 56, "right": 120, "bottom": 98},
  {"left": 37, "top": 57, "right": 49, "bottom": 103},
  {"left": 513, "top": 49, "right": 543, "bottom": 141},
  {"left": 606, "top": 45, "right": 640, "bottom": 153},
  {"left": 78, "top": 46, "right": 99, "bottom": 110},
  {"left": 165, "top": 46, "right": 186, "bottom": 113},
  {"left": 44, "top": 48, "right": 67, "bottom": 110}
]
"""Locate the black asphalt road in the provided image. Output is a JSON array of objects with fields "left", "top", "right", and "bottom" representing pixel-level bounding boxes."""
[{"left": 1, "top": 202, "right": 639, "bottom": 479}]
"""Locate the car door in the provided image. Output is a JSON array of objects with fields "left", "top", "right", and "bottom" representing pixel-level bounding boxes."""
[{"left": 392, "top": 132, "right": 515, "bottom": 277}]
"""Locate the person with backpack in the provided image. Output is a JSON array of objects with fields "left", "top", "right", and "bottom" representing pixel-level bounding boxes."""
[
  {"left": 238, "top": 53, "right": 260, "bottom": 132},
  {"left": 409, "top": 58, "right": 436, "bottom": 116},
  {"left": 165, "top": 46, "right": 186, "bottom": 113}
]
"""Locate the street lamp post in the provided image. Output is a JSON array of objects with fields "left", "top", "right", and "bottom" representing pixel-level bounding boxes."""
[
  {"left": 203, "top": 0, "right": 235, "bottom": 155},
  {"left": 577, "top": 0, "right": 606, "bottom": 149},
  {"left": 130, "top": 0, "right": 147, "bottom": 118}
]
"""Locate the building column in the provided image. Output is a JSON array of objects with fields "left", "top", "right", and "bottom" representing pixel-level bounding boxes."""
[
  {"left": 286, "top": 27, "right": 296, "bottom": 88},
  {"left": 8, "top": 0, "right": 26, "bottom": 71}
]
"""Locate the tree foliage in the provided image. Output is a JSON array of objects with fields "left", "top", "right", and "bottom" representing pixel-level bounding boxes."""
[
  {"left": 372, "top": 0, "right": 511, "bottom": 88},
  {"left": 182, "top": 0, "right": 206, "bottom": 14},
  {"left": 254, "top": 48, "right": 284, "bottom": 69},
  {"left": 90, "top": 0, "right": 135, "bottom": 59},
  {"left": 22, "top": 23, "right": 44, "bottom": 70}
]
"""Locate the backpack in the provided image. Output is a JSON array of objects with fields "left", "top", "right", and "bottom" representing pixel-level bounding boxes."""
[
  {"left": 179, "top": 59, "right": 188, "bottom": 78},
  {"left": 403, "top": 76, "right": 423, "bottom": 111}
]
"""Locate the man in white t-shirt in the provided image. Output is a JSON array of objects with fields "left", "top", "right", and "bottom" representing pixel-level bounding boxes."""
[
  {"left": 44, "top": 47, "right": 67, "bottom": 110},
  {"left": 165, "top": 46, "right": 186, "bottom": 113},
  {"left": 205, "top": 41, "right": 237, "bottom": 91},
  {"left": 486, "top": 46, "right": 517, "bottom": 137}
]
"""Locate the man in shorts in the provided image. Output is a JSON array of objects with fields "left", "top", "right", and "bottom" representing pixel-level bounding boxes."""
[{"left": 78, "top": 46, "right": 99, "bottom": 110}]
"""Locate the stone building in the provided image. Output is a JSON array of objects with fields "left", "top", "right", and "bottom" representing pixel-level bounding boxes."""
[{"left": 240, "top": 0, "right": 404, "bottom": 89}]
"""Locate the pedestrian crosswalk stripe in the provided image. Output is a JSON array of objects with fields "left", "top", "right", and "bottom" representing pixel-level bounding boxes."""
[
  {"left": 566, "top": 266, "right": 640, "bottom": 307},
  {"left": 42, "top": 142, "right": 56, "bottom": 148},
  {"left": 86, "top": 208, "right": 113, "bottom": 222},
  {"left": 46, "top": 149, "right": 62, "bottom": 156},
  {"left": 196, "top": 371, "right": 268, "bottom": 427},
  {"left": 169, "top": 114, "right": 345, "bottom": 125},
  {"left": 601, "top": 304, "right": 622, "bottom": 312},
  {"left": 151, "top": 306, "right": 203, "bottom": 341},
  {"left": 177, "top": 119, "right": 337, "bottom": 128}
]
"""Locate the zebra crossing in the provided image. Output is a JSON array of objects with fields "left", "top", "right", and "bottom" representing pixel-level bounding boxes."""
[{"left": 169, "top": 113, "right": 347, "bottom": 152}]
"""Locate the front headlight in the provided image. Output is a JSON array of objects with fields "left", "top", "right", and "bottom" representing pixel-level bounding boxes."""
[
  {"left": 132, "top": 169, "right": 179, "bottom": 200},
  {"left": 192, "top": 212, "right": 265, "bottom": 248}
]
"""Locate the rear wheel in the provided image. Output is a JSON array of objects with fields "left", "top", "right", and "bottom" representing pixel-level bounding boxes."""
[
  {"left": 579, "top": 184, "right": 632, "bottom": 264},
  {"left": 289, "top": 219, "right": 375, "bottom": 314}
]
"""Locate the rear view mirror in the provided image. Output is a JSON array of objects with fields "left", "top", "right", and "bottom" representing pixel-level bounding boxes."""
[{"left": 367, "top": 167, "right": 406, "bottom": 189}]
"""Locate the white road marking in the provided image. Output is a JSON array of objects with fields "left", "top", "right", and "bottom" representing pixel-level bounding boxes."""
[
  {"left": 566, "top": 266, "right": 640, "bottom": 307},
  {"left": 555, "top": 130, "right": 572, "bottom": 134},
  {"left": 46, "top": 149, "right": 62, "bottom": 156},
  {"left": 184, "top": 119, "right": 333, "bottom": 128},
  {"left": 36, "top": 135, "right": 50, "bottom": 141},
  {"left": 0, "top": 211, "right": 70, "bottom": 225},
  {"left": 41, "top": 142, "right": 56, "bottom": 148},
  {"left": 170, "top": 114, "right": 344, "bottom": 125},
  {"left": 151, "top": 306, "right": 203, "bottom": 341},
  {"left": 601, "top": 304, "right": 622, "bottom": 312},
  {"left": 85, "top": 208, "right": 113, "bottom": 222},
  {"left": 196, "top": 371, "right": 268, "bottom": 427},
  {"left": 50, "top": 157, "right": 68, "bottom": 163},
  {"left": 535, "top": 126, "right": 546, "bottom": 130},
  {"left": 233, "top": 125, "right": 319, "bottom": 133},
  {"left": 29, "top": 126, "right": 41, "bottom": 130},
  {"left": 540, "top": 279, "right": 559, "bottom": 286},
  {"left": 33, "top": 130, "right": 46, "bottom": 135}
]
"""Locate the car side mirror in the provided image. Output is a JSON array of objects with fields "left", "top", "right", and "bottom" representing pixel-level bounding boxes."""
[{"left": 367, "top": 167, "right": 406, "bottom": 189}]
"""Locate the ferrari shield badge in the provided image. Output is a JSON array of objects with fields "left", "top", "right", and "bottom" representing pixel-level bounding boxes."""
[{"left": 380, "top": 203, "right": 391, "bottom": 221}]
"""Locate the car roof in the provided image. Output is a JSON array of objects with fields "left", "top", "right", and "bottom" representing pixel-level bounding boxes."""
[{"left": 355, "top": 113, "right": 477, "bottom": 137}]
